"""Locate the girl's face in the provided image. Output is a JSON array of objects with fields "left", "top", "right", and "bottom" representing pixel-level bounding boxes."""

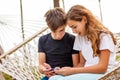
[{"left": 67, "top": 17, "right": 87, "bottom": 36}]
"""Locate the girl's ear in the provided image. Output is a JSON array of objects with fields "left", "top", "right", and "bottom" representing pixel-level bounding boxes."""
[{"left": 83, "top": 16, "right": 87, "bottom": 24}]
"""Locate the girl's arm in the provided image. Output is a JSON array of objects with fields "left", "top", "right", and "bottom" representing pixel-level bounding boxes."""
[
  {"left": 72, "top": 49, "right": 110, "bottom": 74},
  {"left": 54, "top": 50, "right": 110, "bottom": 76}
]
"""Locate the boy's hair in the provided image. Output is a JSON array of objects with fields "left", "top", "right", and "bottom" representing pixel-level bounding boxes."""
[{"left": 44, "top": 7, "right": 66, "bottom": 32}]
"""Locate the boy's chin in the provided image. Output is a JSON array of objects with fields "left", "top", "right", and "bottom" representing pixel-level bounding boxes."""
[
  {"left": 54, "top": 37, "right": 63, "bottom": 40},
  {"left": 57, "top": 38, "right": 62, "bottom": 40}
]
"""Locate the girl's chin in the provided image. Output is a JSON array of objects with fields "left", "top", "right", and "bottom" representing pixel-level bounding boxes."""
[{"left": 78, "top": 32, "right": 81, "bottom": 35}]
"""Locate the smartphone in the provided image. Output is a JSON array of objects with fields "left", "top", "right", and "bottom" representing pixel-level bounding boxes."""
[
  {"left": 45, "top": 68, "right": 54, "bottom": 71},
  {"left": 45, "top": 67, "right": 60, "bottom": 71}
]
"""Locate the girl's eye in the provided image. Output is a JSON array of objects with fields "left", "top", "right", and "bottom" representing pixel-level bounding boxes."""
[{"left": 73, "top": 26, "right": 77, "bottom": 29}]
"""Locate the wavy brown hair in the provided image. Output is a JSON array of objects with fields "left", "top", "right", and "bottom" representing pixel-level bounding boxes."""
[{"left": 66, "top": 5, "right": 116, "bottom": 56}]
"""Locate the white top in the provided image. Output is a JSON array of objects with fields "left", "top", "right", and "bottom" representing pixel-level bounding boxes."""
[{"left": 73, "top": 33, "right": 116, "bottom": 72}]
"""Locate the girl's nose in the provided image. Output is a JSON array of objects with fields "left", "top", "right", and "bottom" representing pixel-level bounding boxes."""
[{"left": 72, "top": 29, "right": 76, "bottom": 33}]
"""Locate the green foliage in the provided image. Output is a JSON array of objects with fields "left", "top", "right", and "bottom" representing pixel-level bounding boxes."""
[
  {"left": 3, "top": 72, "right": 13, "bottom": 80},
  {"left": 1, "top": 66, "right": 44, "bottom": 80},
  {"left": 116, "top": 55, "right": 120, "bottom": 61}
]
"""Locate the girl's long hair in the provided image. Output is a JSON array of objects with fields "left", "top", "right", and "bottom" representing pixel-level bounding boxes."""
[{"left": 67, "top": 5, "right": 116, "bottom": 56}]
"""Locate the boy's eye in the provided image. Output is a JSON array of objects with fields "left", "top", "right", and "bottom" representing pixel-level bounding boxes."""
[
  {"left": 60, "top": 29, "right": 64, "bottom": 32},
  {"left": 60, "top": 29, "right": 65, "bottom": 32}
]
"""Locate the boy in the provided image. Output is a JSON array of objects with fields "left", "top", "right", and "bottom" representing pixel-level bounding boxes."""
[{"left": 38, "top": 7, "right": 79, "bottom": 80}]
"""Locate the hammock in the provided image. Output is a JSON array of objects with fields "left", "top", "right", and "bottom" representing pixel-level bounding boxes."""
[
  {"left": 0, "top": 27, "right": 48, "bottom": 80},
  {"left": 0, "top": 26, "right": 120, "bottom": 80},
  {"left": 0, "top": 45, "right": 5, "bottom": 80},
  {"left": 99, "top": 34, "right": 120, "bottom": 80},
  {"left": 0, "top": 72, "right": 5, "bottom": 80},
  {"left": 99, "top": 65, "right": 120, "bottom": 80},
  {"left": 0, "top": 16, "right": 70, "bottom": 79}
]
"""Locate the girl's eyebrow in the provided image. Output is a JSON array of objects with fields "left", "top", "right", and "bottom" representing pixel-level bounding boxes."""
[{"left": 70, "top": 25, "right": 74, "bottom": 28}]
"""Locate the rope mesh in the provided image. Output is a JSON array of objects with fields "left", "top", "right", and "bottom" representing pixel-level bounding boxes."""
[
  {"left": 0, "top": 27, "right": 48, "bottom": 80},
  {"left": 0, "top": 26, "right": 120, "bottom": 79}
]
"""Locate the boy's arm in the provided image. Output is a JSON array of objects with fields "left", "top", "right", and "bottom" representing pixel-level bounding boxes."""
[
  {"left": 72, "top": 51, "right": 86, "bottom": 67},
  {"left": 72, "top": 53, "right": 79, "bottom": 67},
  {"left": 76, "top": 52, "right": 86, "bottom": 67},
  {"left": 38, "top": 52, "right": 46, "bottom": 73},
  {"left": 38, "top": 52, "right": 55, "bottom": 77}
]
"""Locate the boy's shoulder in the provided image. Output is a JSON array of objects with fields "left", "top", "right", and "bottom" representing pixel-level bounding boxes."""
[{"left": 39, "top": 33, "right": 50, "bottom": 41}]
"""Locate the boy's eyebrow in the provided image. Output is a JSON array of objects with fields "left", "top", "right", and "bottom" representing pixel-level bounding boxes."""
[{"left": 59, "top": 28, "right": 65, "bottom": 32}]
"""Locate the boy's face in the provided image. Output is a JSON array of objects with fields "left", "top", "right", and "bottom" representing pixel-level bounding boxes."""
[{"left": 51, "top": 25, "right": 66, "bottom": 40}]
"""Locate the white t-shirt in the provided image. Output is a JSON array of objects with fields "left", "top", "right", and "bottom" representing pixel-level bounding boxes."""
[{"left": 73, "top": 33, "right": 116, "bottom": 72}]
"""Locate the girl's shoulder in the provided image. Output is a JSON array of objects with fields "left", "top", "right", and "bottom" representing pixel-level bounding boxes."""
[{"left": 100, "top": 33, "right": 111, "bottom": 38}]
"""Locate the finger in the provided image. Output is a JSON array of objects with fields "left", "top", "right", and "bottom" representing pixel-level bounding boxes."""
[
  {"left": 39, "top": 65, "right": 47, "bottom": 73},
  {"left": 54, "top": 69, "right": 61, "bottom": 74},
  {"left": 46, "top": 73, "right": 53, "bottom": 78},
  {"left": 46, "top": 71, "right": 55, "bottom": 77},
  {"left": 54, "top": 67, "right": 60, "bottom": 70},
  {"left": 43, "top": 63, "right": 51, "bottom": 69}
]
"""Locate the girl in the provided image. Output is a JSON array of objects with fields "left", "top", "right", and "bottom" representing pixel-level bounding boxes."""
[{"left": 49, "top": 5, "right": 117, "bottom": 80}]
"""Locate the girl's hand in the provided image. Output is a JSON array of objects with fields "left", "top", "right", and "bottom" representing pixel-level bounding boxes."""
[{"left": 54, "top": 67, "right": 74, "bottom": 76}]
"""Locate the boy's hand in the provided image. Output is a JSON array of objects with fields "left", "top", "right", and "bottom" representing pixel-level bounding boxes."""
[
  {"left": 39, "top": 63, "right": 55, "bottom": 77},
  {"left": 44, "top": 69, "right": 55, "bottom": 77}
]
